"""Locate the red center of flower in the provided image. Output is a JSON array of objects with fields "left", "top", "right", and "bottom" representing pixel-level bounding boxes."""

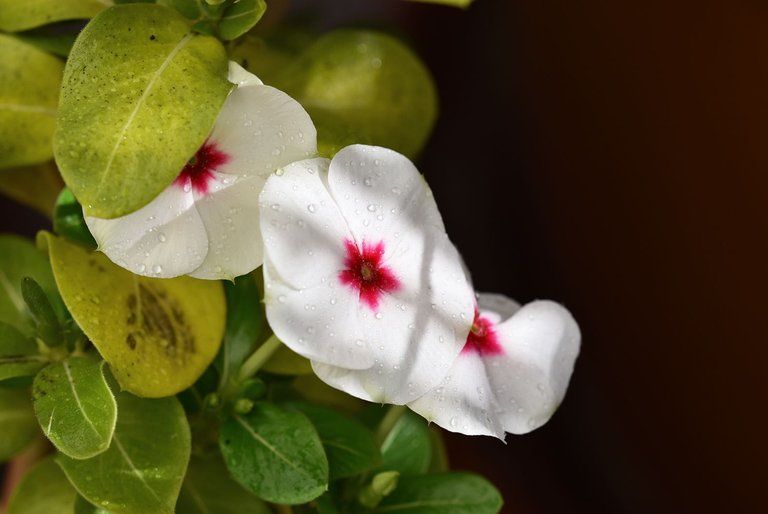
[
  {"left": 339, "top": 239, "right": 400, "bottom": 311},
  {"left": 462, "top": 309, "right": 504, "bottom": 356},
  {"left": 173, "top": 139, "right": 229, "bottom": 195}
]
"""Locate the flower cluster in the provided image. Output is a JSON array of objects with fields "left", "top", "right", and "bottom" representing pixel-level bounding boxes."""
[{"left": 88, "top": 64, "right": 580, "bottom": 439}]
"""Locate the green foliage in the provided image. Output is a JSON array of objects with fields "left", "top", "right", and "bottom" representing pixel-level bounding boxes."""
[
  {"left": 0, "top": 321, "right": 47, "bottom": 381},
  {"left": 15, "top": 31, "right": 78, "bottom": 58},
  {"left": 40, "top": 232, "right": 226, "bottom": 397},
  {"left": 219, "top": 0, "right": 267, "bottom": 41},
  {"left": 287, "top": 402, "right": 380, "bottom": 480},
  {"left": 177, "top": 454, "right": 271, "bottom": 514},
  {"left": 220, "top": 401, "right": 329, "bottom": 504},
  {"left": 21, "top": 276, "right": 63, "bottom": 347},
  {"left": 266, "top": 30, "right": 438, "bottom": 159},
  {"left": 0, "top": 387, "right": 38, "bottom": 461},
  {"left": 376, "top": 410, "right": 432, "bottom": 476},
  {"left": 58, "top": 392, "right": 191, "bottom": 514},
  {"left": 54, "top": 3, "right": 232, "bottom": 219},
  {"left": 0, "top": 0, "right": 107, "bottom": 32},
  {"left": 54, "top": 188, "right": 97, "bottom": 249},
  {"left": 262, "top": 335, "right": 313, "bottom": 375},
  {"left": 0, "top": 234, "right": 60, "bottom": 333},
  {"left": 372, "top": 473, "right": 503, "bottom": 514},
  {"left": 5, "top": 458, "right": 78, "bottom": 514},
  {"left": 358, "top": 471, "right": 400, "bottom": 508},
  {"left": 217, "top": 273, "right": 263, "bottom": 389},
  {"left": 74, "top": 495, "right": 111, "bottom": 514},
  {"left": 0, "top": 34, "right": 63, "bottom": 169},
  {"left": 0, "top": 160, "right": 63, "bottom": 218},
  {"left": 405, "top": 0, "right": 474, "bottom": 7},
  {"left": 33, "top": 357, "right": 117, "bottom": 459}
]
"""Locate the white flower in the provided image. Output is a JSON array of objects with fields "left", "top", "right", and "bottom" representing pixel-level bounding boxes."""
[
  {"left": 85, "top": 63, "right": 317, "bottom": 280},
  {"left": 259, "top": 144, "right": 474, "bottom": 404},
  {"left": 408, "top": 293, "right": 580, "bottom": 438}
]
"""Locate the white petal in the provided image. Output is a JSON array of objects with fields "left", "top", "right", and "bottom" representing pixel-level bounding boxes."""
[
  {"left": 227, "top": 61, "right": 263, "bottom": 87},
  {"left": 477, "top": 292, "right": 521, "bottom": 325},
  {"left": 259, "top": 158, "right": 349, "bottom": 290},
  {"left": 407, "top": 351, "right": 505, "bottom": 438},
  {"left": 85, "top": 185, "right": 207, "bottom": 278},
  {"left": 186, "top": 173, "right": 265, "bottom": 280},
  {"left": 488, "top": 300, "right": 580, "bottom": 434},
  {"left": 211, "top": 82, "right": 317, "bottom": 178}
]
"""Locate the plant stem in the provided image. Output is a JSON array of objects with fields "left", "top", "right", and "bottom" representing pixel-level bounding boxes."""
[
  {"left": 237, "top": 336, "right": 282, "bottom": 381},
  {"left": 375, "top": 405, "right": 407, "bottom": 445}
]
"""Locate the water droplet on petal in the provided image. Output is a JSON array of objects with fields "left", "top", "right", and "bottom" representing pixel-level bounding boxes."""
[
  {"left": 364, "top": 177, "right": 373, "bottom": 187},
  {"left": 374, "top": 312, "right": 383, "bottom": 320},
  {"left": 307, "top": 204, "right": 317, "bottom": 213},
  {"left": 278, "top": 295, "right": 287, "bottom": 304},
  {"left": 152, "top": 265, "right": 162, "bottom": 275},
  {"left": 158, "top": 233, "right": 167, "bottom": 243},
  {"left": 367, "top": 204, "right": 377, "bottom": 212},
  {"left": 355, "top": 339, "right": 364, "bottom": 347},
  {"left": 270, "top": 203, "right": 280, "bottom": 211},
  {"left": 449, "top": 417, "right": 458, "bottom": 428}
]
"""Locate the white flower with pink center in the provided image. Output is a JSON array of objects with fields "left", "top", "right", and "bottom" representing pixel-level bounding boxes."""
[
  {"left": 259, "top": 145, "right": 475, "bottom": 404},
  {"left": 85, "top": 63, "right": 317, "bottom": 280},
  {"left": 408, "top": 293, "right": 580, "bottom": 438}
]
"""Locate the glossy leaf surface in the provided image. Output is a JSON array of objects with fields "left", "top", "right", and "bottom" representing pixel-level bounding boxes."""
[{"left": 372, "top": 473, "right": 502, "bottom": 514}]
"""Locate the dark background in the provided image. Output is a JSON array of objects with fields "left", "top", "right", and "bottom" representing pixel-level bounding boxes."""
[{"left": 2, "top": 1, "right": 766, "bottom": 512}]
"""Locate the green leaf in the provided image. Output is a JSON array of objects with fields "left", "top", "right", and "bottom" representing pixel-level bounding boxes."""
[
  {"left": 287, "top": 402, "right": 380, "bottom": 480},
  {"left": 271, "top": 30, "right": 437, "bottom": 159},
  {"left": 220, "top": 402, "right": 329, "bottom": 504},
  {"left": 0, "top": 234, "right": 60, "bottom": 332},
  {"left": 58, "top": 392, "right": 191, "bottom": 514},
  {"left": 5, "top": 458, "right": 78, "bottom": 514},
  {"left": 39, "top": 232, "right": 226, "bottom": 397},
  {"left": 0, "top": 387, "right": 38, "bottom": 460},
  {"left": 262, "top": 336, "right": 313, "bottom": 375},
  {"left": 376, "top": 410, "right": 431, "bottom": 476},
  {"left": 15, "top": 31, "right": 78, "bottom": 58},
  {"left": 54, "top": 3, "right": 232, "bottom": 219},
  {"left": 217, "top": 273, "right": 262, "bottom": 388},
  {"left": 0, "top": 0, "right": 107, "bottom": 32},
  {"left": 0, "top": 34, "right": 63, "bottom": 169},
  {"left": 218, "top": 0, "right": 267, "bottom": 41},
  {"left": 21, "top": 276, "right": 62, "bottom": 346},
  {"left": 404, "top": 0, "right": 473, "bottom": 8},
  {"left": 427, "top": 427, "right": 449, "bottom": 472},
  {"left": 54, "top": 188, "right": 97, "bottom": 249},
  {"left": 75, "top": 495, "right": 111, "bottom": 514},
  {"left": 372, "top": 473, "right": 503, "bottom": 514},
  {"left": 359, "top": 471, "right": 400, "bottom": 508},
  {"left": 177, "top": 454, "right": 270, "bottom": 514},
  {"left": 0, "top": 160, "right": 63, "bottom": 218},
  {"left": 171, "top": 0, "right": 205, "bottom": 20},
  {"left": 0, "top": 321, "right": 47, "bottom": 381},
  {"left": 33, "top": 357, "right": 117, "bottom": 459}
]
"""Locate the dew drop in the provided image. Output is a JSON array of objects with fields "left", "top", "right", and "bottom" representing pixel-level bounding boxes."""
[
  {"left": 329, "top": 298, "right": 337, "bottom": 305},
  {"left": 137, "top": 264, "right": 146, "bottom": 273},
  {"left": 270, "top": 203, "right": 280, "bottom": 211},
  {"left": 307, "top": 204, "right": 317, "bottom": 213},
  {"left": 278, "top": 295, "right": 287, "bottom": 304},
  {"left": 157, "top": 233, "right": 167, "bottom": 243},
  {"left": 449, "top": 417, "right": 458, "bottom": 428},
  {"left": 391, "top": 186, "right": 401, "bottom": 195},
  {"left": 367, "top": 204, "right": 377, "bottom": 212},
  {"left": 152, "top": 265, "right": 162, "bottom": 274},
  {"left": 364, "top": 177, "right": 374, "bottom": 187},
  {"left": 374, "top": 312, "right": 383, "bottom": 320},
  {"left": 355, "top": 339, "right": 364, "bottom": 347}
]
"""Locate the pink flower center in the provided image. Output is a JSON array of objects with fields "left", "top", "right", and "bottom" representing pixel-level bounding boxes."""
[
  {"left": 173, "top": 139, "right": 229, "bottom": 195},
  {"left": 339, "top": 239, "right": 400, "bottom": 311},
  {"left": 462, "top": 309, "right": 504, "bottom": 356}
]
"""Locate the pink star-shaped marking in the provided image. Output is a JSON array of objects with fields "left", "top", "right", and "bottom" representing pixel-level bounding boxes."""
[
  {"left": 339, "top": 239, "right": 401, "bottom": 311},
  {"left": 462, "top": 308, "right": 504, "bottom": 356},
  {"left": 173, "top": 139, "right": 230, "bottom": 195}
]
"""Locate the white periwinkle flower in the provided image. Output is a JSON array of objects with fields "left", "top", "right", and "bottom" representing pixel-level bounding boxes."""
[
  {"left": 85, "top": 62, "right": 317, "bottom": 280},
  {"left": 408, "top": 293, "right": 580, "bottom": 439},
  {"left": 259, "top": 144, "right": 475, "bottom": 404}
]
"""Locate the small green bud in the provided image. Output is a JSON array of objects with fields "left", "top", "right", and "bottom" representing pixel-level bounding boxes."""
[
  {"left": 358, "top": 471, "right": 400, "bottom": 508},
  {"left": 234, "top": 398, "right": 254, "bottom": 414},
  {"left": 203, "top": 392, "right": 221, "bottom": 411}
]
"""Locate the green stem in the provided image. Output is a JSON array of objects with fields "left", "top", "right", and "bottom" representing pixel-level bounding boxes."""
[
  {"left": 237, "top": 336, "right": 282, "bottom": 381},
  {"left": 375, "top": 405, "right": 407, "bottom": 445}
]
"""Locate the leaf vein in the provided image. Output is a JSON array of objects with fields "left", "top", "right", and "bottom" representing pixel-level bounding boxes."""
[
  {"left": 113, "top": 434, "right": 163, "bottom": 503},
  {"left": 234, "top": 414, "right": 315, "bottom": 480},
  {"left": 63, "top": 360, "right": 102, "bottom": 438}
]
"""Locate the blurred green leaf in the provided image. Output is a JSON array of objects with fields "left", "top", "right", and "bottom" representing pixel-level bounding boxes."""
[
  {"left": 219, "top": 0, "right": 267, "bottom": 41},
  {"left": 15, "top": 31, "right": 78, "bottom": 58},
  {"left": 58, "top": 392, "right": 190, "bottom": 514},
  {"left": 217, "top": 273, "right": 262, "bottom": 389},
  {"left": 21, "top": 276, "right": 62, "bottom": 346},
  {"left": 0, "top": 0, "right": 106, "bottom": 32},
  {"left": 5, "top": 458, "right": 78, "bottom": 514},
  {"left": 33, "top": 357, "right": 117, "bottom": 459},
  {"left": 427, "top": 426, "right": 449, "bottom": 472},
  {"left": 270, "top": 29, "right": 437, "bottom": 158},
  {"left": 74, "top": 495, "right": 111, "bottom": 514},
  {"left": 376, "top": 410, "right": 431, "bottom": 476},
  {"left": 0, "top": 321, "right": 47, "bottom": 381},
  {"left": 0, "top": 388, "right": 37, "bottom": 460},
  {"left": 0, "top": 234, "right": 60, "bottom": 333},
  {"left": 262, "top": 335, "right": 313, "bottom": 375},
  {"left": 54, "top": 188, "right": 97, "bottom": 249},
  {"left": 54, "top": 3, "right": 232, "bottom": 219},
  {"left": 177, "top": 454, "right": 270, "bottom": 514},
  {"left": 39, "top": 232, "right": 225, "bottom": 398},
  {"left": 0, "top": 34, "right": 63, "bottom": 169},
  {"left": 287, "top": 402, "right": 380, "bottom": 480},
  {"left": 371, "top": 473, "right": 502, "bottom": 514},
  {"left": 405, "top": 0, "right": 473, "bottom": 8},
  {"left": 0, "top": 160, "right": 63, "bottom": 218},
  {"left": 220, "top": 401, "right": 328, "bottom": 504}
]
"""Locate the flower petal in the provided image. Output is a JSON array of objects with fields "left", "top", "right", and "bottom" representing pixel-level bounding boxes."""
[
  {"left": 85, "top": 186, "right": 207, "bottom": 278},
  {"left": 186, "top": 173, "right": 265, "bottom": 280},
  {"left": 210, "top": 70, "right": 317, "bottom": 178},
  {"left": 477, "top": 292, "right": 521, "bottom": 325},
  {"left": 488, "top": 300, "right": 580, "bottom": 434},
  {"left": 406, "top": 351, "right": 505, "bottom": 438},
  {"left": 227, "top": 61, "right": 263, "bottom": 87}
]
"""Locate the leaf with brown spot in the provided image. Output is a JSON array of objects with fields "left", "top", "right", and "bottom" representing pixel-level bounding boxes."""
[{"left": 38, "top": 232, "right": 225, "bottom": 397}]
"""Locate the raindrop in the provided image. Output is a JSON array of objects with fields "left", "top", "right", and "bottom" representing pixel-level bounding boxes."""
[
  {"left": 157, "top": 233, "right": 167, "bottom": 243},
  {"left": 449, "top": 417, "right": 458, "bottom": 428},
  {"left": 367, "top": 204, "right": 377, "bottom": 212},
  {"left": 364, "top": 177, "right": 374, "bottom": 187},
  {"left": 391, "top": 187, "right": 401, "bottom": 195},
  {"left": 307, "top": 204, "right": 317, "bottom": 213},
  {"left": 376, "top": 214, "right": 384, "bottom": 221},
  {"left": 355, "top": 339, "right": 364, "bottom": 347},
  {"left": 306, "top": 327, "right": 315, "bottom": 334},
  {"left": 270, "top": 203, "right": 280, "bottom": 211},
  {"left": 137, "top": 264, "right": 146, "bottom": 273},
  {"left": 152, "top": 265, "right": 162, "bottom": 275},
  {"left": 278, "top": 295, "right": 287, "bottom": 304},
  {"left": 374, "top": 312, "right": 383, "bottom": 320},
  {"left": 272, "top": 147, "right": 282, "bottom": 156},
  {"left": 330, "top": 298, "right": 337, "bottom": 305}
]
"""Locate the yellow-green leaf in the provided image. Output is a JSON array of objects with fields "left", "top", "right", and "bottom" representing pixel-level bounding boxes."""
[
  {"left": 5, "top": 457, "right": 78, "bottom": 514},
  {"left": 0, "top": 34, "right": 63, "bottom": 169},
  {"left": 0, "top": 0, "right": 107, "bottom": 32},
  {"left": 54, "top": 4, "right": 232, "bottom": 219},
  {"left": 39, "top": 232, "right": 226, "bottom": 397},
  {"left": 0, "top": 160, "right": 64, "bottom": 218}
]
